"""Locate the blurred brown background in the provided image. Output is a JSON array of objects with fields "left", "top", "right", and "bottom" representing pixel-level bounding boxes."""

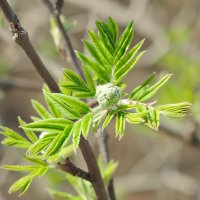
[{"left": 0, "top": 0, "right": 200, "bottom": 199}]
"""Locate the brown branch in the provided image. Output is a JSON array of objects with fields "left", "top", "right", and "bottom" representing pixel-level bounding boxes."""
[
  {"left": 0, "top": 1, "right": 109, "bottom": 199},
  {"left": 96, "top": 129, "right": 116, "bottom": 200},
  {"left": 57, "top": 158, "right": 94, "bottom": 182},
  {"left": 42, "top": 0, "right": 84, "bottom": 79},
  {"left": 0, "top": 1, "right": 60, "bottom": 93}
]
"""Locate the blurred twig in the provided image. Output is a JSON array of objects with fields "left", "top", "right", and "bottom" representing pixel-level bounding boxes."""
[
  {"left": 0, "top": 78, "right": 41, "bottom": 91},
  {"left": 42, "top": 0, "right": 84, "bottom": 78},
  {"left": 96, "top": 129, "right": 116, "bottom": 200}
]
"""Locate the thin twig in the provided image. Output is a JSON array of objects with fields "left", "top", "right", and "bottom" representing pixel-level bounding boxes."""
[
  {"left": 0, "top": 1, "right": 109, "bottom": 199},
  {"left": 42, "top": 0, "right": 84, "bottom": 79}
]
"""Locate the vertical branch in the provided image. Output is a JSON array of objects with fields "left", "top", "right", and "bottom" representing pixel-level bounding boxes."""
[
  {"left": 0, "top": 1, "right": 109, "bottom": 200},
  {"left": 42, "top": 0, "right": 84, "bottom": 79},
  {"left": 97, "top": 129, "right": 116, "bottom": 200}
]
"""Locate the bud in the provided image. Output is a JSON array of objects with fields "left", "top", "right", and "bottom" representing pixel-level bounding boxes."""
[{"left": 96, "top": 83, "right": 122, "bottom": 108}]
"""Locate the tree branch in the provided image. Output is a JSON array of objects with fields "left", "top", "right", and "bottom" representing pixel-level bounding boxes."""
[
  {"left": 0, "top": 1, "right": 109, "bottom": 199},
  {"left": 96, "top": 129, "right": 116, "bottom": 200},
  {"left": 42, "top": 0, "right": 84, "bottom": 79},
  {"left": 57, "top": 158, "right": 94, "bottom": 182}
]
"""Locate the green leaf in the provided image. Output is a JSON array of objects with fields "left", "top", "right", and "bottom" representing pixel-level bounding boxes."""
[
  {"left": 83, "top": 40, "right": 104, "bottom": 66},
  {"left": 31, "top": 100, "right": 51, "bottom": 119},
  {"left": 115, "top": 112, "right": 125, "bottom": 139},
  {"left": 138, "top": 74, "right": 172, "bottom": 101},
  {"left": 88, "top": 29, "right": 113, "bottom": 67},
  {"left": 43, "top": 126, "right": 72, "bottom": 158},
  {"left": 115, "top": 39, "right": 145, "bottom": 73},
  {"left": 102, "top": 110, "right": 116, "bottom": 129},
  {"left": 0, "top": 126, "right": 31, "bottom": 148},
  {"left": 108, "top": 17, "right": 118, "bottom": 44},
  {"left": 96, "top": 21, "right": 115, "bottom": 54},
  {"left": 43, "top": 88, "right": 61, "bottom": 118},
  {"left": 22, "top": 118, "right": 73, "bottom": 133},
  {"left": 45, "top": 92, "right": 90, "bottom": 119},
  {"left": 47, "top": 145, "right": 73, "bottom": 164},
  {"left": 61, "top": 68, "right": 90, "bottom": 92},
  {"left": 44, "top": 92, "right": 82, "bottom": 119},
  {"left": 129, "top": 72, "right": 156, "bottom": 100},
  {"left": 24, "top": 156, "right": 47, "bottom": 166},
  {"left": 18, "top": 117, "right": 38, "bottom": 143},
  {"left": 102, "top": 160, "right": 118, "bottom": 183},
  {"left": 27, "top": 133, "right": 54, "bottom": 157},
  {"left": 156, "top": 102, "right": 192, "bottom": 118},
  {"left": 114, "top": 51, "right": 145, "bottom": 83},
  {"left": 2, "top": 165, "right": 38, "bottom": 172},
  {"left": 81, "top": 112, "right": 93, "bottom": 138},
  {"left": 76, "top": 51, "right": 110, "bottom": 82},
  {"left": 83, "top": 66, "right": 96, "bottom": 93},
  {"left": 72, "top": 120, "right": 82, "bottom": 151},
  {"left": 1, "top": 137, "right": 31, "bottom": 149},
  {"left": 125, "top": 111, "right": 147, "bottom": 124},
  {"left": 114, "top": 21, "right": 134, "bottom": 64},
  {"left": 8, "top": 176, "right": 32, "bottom": 196}
]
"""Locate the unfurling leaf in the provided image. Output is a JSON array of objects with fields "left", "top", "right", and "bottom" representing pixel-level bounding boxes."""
[
  {"left": 157, "top": 102, "right": 192, "bottom": 117},
  {"left": 137, "top": 74, "right": 172, "bottom": 101},
  {"left": 129, "top": 72, "right": 156, "bottom": 100}
]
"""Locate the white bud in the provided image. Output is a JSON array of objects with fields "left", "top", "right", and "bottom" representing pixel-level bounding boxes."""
[{"left": 96, "top": 83, "right": 122, "bottom": 108}]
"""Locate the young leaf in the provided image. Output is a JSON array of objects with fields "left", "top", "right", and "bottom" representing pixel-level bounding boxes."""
[
  {"left": 0, "top": 126, "right": 31, "bottom": 149},
  {"left": 43, "top": 126, "right": 73, "bottom": 158},
  {"left": 47, "top": 93, "right": 90, "bottom": 114},
  {"left": 2, "top": 165, "right": 38, "bottom": 172},
  {"left": 108, "top": 17, "right": 118, "bottom": 44},
  {"left": 96, "top": 21, "right": 115, "bottom": 54},
  {"left": 102, "top": 110, "right": 116, "bottom": 129},
  {"left": 81, "top": 112, "right": 93, "bottom": 138},
  {"left": 156, "top": 102, "right": 192, "bottom": 117},
  {"left": 27, "top": 133, "right": 54, "bottom": 157},
  {"left": 21, "top": 118, "right": 73, "bottom": 133},
  {"left": 88, "top": 29, "right": 113, "bottom": 67},
  {"left": 72, "top": 120, "right": 82, "bottom": 151},
  {"left": 83, "top": 66, "right": 96, "bottom": 93},
  {"left": 18, "top": 117, "right": 38, "bottom": 143},
  {"left": 125, "top": 111, "right": 147, "bottom": 124},
  {"left": 31, "top": 100, "right": 51, "bottom": 119},
  {"left": 115, "top": 39, "right": 145, "bottom": 72},
  {"left": 44, "top": 92, "right": 82, "bottom": 119},
  {"left": 24, "top": 156, "right": 47, "bottom": 166},
  {"left": 83, "top": 40, "right": 104, "bottom": 66},
  {"left": 76, "top": 51, "right": 110, "bottom": 82},
  {"left": 138, "top": 74, "right": 172, "bottom": 101},
  {"left": 61, "top": 68, "right": 90, "bottom": 92},
  {"left": 8, "top": 176, "right": 32, "bottom": 196},
  {"left": 114, "top": 51, "right": 145, "bottom": 83},
  {"left": 129, "top": 72, "right": 156, "bottom": 100},
  {"left": 102, "top": 160, "right": 118, "bottom": 183},
  {"left": 43, "top": 88, "right": 61, "bottom": 118},
  {"left": 114, "top": 21, "right": 134, "bottom": 64},
  {"left": 115, "top": 112, "right": 125, "bottom": 139}
]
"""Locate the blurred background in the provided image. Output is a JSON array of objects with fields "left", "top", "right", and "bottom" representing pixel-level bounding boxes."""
[{"left": 0, "top": 0, "right": 200, "bottom": 199}]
